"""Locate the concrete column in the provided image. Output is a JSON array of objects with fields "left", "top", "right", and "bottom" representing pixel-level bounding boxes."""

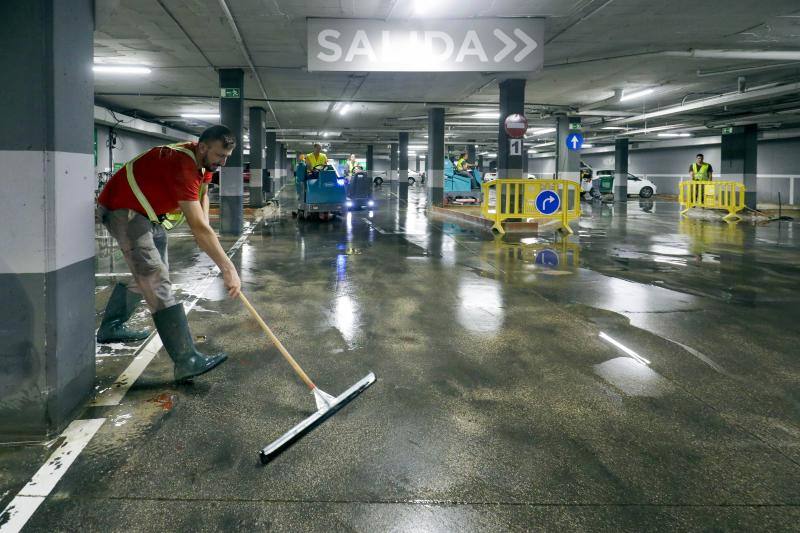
[
  {"left": 427, "top": 107, "right": 445, "bottom": 206},
  {"left": 389, "top": 143, "right": 399, "bottom": 183},
  {"left": 498, "top": 79, "right": 526, "bottom": 178},
  {"left": 523, "top": 152, "right": 529, "bottom": 174},
  {"left": 219, "top": 68, "right": 244, "bottom": 235},
  {"left": 722, "top": 124, "right": 758, "bottom": 209},
  {"left": 279, "top": 143, "right": 287, "bottom": 186},
  {"left": 478, "top": 154, "right": 485, "bottom": 170},
  {"left": 265, "top": 131, "right": 276, "bottom": 199},
  {"left": 555, "top": 115, "right": 580, "bottom": 183},
  {"left": 0, "top": 0, "right": 95, "bottom": 440},
  {"left": 614, "top": 137, "right": 629, "bottom": 200},
  {"left": 416, "top": 154, "right": 421, "bottom": 172},
  {"left": 467, "top": 143, "right": 477, "bottom": 165},
  {"left": 248, "top": 107, "right": 265, "bottom": 207},
  {"left": 399, "top": 132, "right": 409, "bottom": 199},
  {"left": 366, "top": 144, "right": 374, "bottom": 174}
]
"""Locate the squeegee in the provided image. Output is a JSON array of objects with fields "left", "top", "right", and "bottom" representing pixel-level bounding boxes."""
[{"left": 239, "top": 293, "right": 375, "bottom": 464}]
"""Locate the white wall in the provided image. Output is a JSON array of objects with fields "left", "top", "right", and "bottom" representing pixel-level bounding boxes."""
[{"left": 528, "top": 137, "right": 800, "bottom": 204}]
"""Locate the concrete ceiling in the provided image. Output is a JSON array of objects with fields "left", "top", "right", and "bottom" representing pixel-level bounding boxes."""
[{"left": 93, "top": 0, "right": 800, "bottom": 155}]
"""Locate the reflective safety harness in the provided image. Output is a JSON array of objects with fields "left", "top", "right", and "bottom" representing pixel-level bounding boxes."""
[
  {"left": 125, "top": 143, "right": 208, "bottom": 230},
  {"left": 692, "top": 163, "right": 711, "bottom": 181},
  {"left": 456, "top": 157, "right": 468, "bottom": 171}
]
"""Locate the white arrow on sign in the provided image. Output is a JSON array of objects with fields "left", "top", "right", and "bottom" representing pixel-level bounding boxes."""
[
  {"left": 493, "top": 28, "right": 538, "bottom": 63},
  {"left": 513, "top": 29, "right": 537, "bottom": 62},
  {"left": 570, "top": 136, "right": 580, "bottom": 149}
]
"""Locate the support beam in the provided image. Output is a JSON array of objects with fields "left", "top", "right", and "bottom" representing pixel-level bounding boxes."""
[
  {"left": 427, "top": 108, "right": 445, "bottom": 207},
  {"left": 265, "top": 131, "right": 276, "bottom": 200},
  {"left": 721, "top": 124, "right": 758, "bottom": 209},
  {"left": 248, "top": 107, "right": 265, "bottom": 207},
  {"left": 614, "top": 137, "right": 629, "bottom": 200},
  {"left": 399, "top": 132, "right": 409, "bottom": 199},
  {"left": 497, "top": 79, "right": 526, "bottom": 179},
  {"left": 0, "top": 0, "right": 95, "bottom": 440},
  {"left": 219, "top": 68, "right": 244, "bottom": 235},
  {"left": 556, "top": 115, "right": 580, "bottom": 183}
]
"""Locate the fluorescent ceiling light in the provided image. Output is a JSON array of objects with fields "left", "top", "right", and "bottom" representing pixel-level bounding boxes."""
[
  {"left": 407, "top": 145, "right": 427, "bottom": 150},
  {"left": 599, "top": 332, "right": 651, "bottom": 365},
  {"left": 181, "top": 113, "right": 220, "bottom": 119},
  {"left": 601, "top": 126, "right": 627, "bottom": 131},
  {"left": 527, "top": 149, "right": 538, "bottom": 154},
  {"left": 657, "top": 133, "right": 692, "bottom": 137},
  {"left": 534, "top": 141, "right": 555, "bottom": 148},
  {"left": 620, "top": 88, "right": 655, "bottom": 102},
  {"left": 528, "top": 127, "right": 556, "bottom": 135},
  {"left": 582, "top": 144, "right": 594, "bottom": 148},
  {"left": 471, "top": 112, "right": 501, "bottom": 119},
  {"left": 339, "top": 103, "right": 351, "bottom": 115},
  {"left": 487, "top": 153, "right": 497, "bottom": 158},
  {"left": 93, "top": 64, "right": 151, "bottom": 74}
]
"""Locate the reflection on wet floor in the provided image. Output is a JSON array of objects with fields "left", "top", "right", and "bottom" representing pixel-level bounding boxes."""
[{"left": 3, "top": 185, "right": 799, "bottom": 531}]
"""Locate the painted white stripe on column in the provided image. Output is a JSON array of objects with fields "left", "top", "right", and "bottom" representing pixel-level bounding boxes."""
[
  {"left": 0, "top": 418, "right": 105, "bottom": 533},
  {"left": 91, "top": 218, "right": 261, "bottom": 407},
  {"left": 0, "top": 151, "right": 94, "bottom": 274}
]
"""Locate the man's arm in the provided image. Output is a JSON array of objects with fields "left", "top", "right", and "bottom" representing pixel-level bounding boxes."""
[
  {"left": 201, "top": 187, "right": 210, "bottom": 221},
  {"left": 179, "top": 200, "right": 241, "bottom": 298},
  {"left": 708, "top": 166, "right": 713, "bottom": 180},
  {"left": 689, "top": 165, "right": 695, "bottom": 179}
]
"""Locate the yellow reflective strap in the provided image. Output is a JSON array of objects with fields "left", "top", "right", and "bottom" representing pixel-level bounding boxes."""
[{"left": 125, "top": 143, "right": 200, "bottom": 230}]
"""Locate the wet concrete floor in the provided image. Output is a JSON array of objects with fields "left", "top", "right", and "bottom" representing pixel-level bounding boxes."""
[{"left": 2, "top": 186, "right": 800, "bottom": 531}]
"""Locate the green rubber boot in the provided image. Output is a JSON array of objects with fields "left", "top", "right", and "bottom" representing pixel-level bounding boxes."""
[
  {"left": 152, "top": 303, "right": 227, "bottom": 382},
  {"left": 97, "top": 283, "right": 151, "bottom": 343}
]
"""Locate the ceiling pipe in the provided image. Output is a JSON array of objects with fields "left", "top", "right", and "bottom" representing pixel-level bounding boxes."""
[
  {"left": 217, "top": 0, "right": 281, "bottom": 128},
  {"left": 697, "top": 61, "right": 800, "bottom": 78},
  {"left": 606, "top": 82, "right": 800, "bottom": 126},
  {"left": 577, "top": 89, "right": 623, "bottom": 113},
  {"left": 666, "top": 49, "right": 800, "bottom": 61}
]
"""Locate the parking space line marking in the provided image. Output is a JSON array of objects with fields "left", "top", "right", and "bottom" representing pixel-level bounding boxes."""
[{"left": 0, "top": 419, "right": 106, "bottom": 533}]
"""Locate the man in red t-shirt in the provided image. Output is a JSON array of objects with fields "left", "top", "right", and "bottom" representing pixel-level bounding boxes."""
[{"left": 96, "top": 125, "right": 241, "bottom": 382}]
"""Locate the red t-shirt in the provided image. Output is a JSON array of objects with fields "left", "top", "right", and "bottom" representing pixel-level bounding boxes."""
[{"left": 98, "top": 142, "right": 212, "bottom": 216}]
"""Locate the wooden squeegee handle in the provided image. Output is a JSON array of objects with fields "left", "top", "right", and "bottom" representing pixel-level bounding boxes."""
[{"left": 238, "top": 292, "right": 316, "bottom": 390}]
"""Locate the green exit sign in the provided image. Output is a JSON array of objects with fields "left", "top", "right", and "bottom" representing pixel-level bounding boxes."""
[
  {"left": 569, "top": 121, "right": 582, "bottom": 130},
  {"left": 220, "top": 88, "right": 241, "bottom": 98},
  {"left": 722, "top": 127, "right": 734, "bottom": 135}
]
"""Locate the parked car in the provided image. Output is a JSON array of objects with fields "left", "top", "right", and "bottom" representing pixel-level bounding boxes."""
[{"left": 589, "top": 170, "right": 657, "bottom": 198}]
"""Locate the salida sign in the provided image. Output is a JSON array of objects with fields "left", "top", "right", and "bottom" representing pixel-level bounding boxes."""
[{"left": 307, "top": 18, "right": 543, "bottom": 72}]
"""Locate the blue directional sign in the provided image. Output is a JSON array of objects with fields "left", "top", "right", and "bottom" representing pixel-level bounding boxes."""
[
  {"left": 535, "top": 249, "right": 560, "bottom": 268},
  {"left": 566, "top": 132, "right": 584, "bottom": 151},
  {"left": 535, "top": 190, "right": 561, "bottom": 215}
]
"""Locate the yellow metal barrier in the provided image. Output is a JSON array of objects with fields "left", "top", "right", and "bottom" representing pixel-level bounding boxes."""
[
  {"left": 678, "top": 180, "right": 745, "bottom": 221},
  {"left": 481, "top": 179, "right": 581, "bottom": 234}
]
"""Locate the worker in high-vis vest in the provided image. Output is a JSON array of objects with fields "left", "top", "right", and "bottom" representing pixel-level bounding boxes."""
[
  {"left": 689, "top": 153, "right": 713, "bottom": 203},
  {"left": 306, "top": 143, "right": 328, "bottom": 172},
  {"left": 96, "top": 125, "right": 241, "bottom": 382},
  {"left": 690, "top": 153, "right": 713, "bottom": 181}
]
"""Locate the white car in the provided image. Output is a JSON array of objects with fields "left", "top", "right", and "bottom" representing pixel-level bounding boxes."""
[{"left": 591, "top": 170, "right": 657, "bottom": 198}]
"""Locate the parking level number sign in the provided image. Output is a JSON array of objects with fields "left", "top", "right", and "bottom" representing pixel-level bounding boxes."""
[
  {"left": 509, "top": 138, "right": 523, "bottom": 156},
  {"left": 535, "top": 190, "right": 560, "bottom": 215}
]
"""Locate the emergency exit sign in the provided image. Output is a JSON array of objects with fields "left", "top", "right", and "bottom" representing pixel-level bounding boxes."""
[
  {"left": 722, "top": 127, "right": 734, "bottom": 135},
  {"left": 221, "top": 88, "right": 241, "bottom": 98}
]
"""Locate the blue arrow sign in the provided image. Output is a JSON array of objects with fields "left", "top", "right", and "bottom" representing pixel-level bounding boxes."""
[
  {"left": 535, "top": 249, "right": 560, "bottom": 268},
  {"left": 566, "top": 132, "right": 584, "bottom": 151},
  {"left": 535, "top": 190, "right": 561, "bottom": 215}
]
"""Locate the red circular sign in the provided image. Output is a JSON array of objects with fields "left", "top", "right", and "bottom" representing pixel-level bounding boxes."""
[{"left": 504, "top": 113, "right": 528, "bottom": 139}]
